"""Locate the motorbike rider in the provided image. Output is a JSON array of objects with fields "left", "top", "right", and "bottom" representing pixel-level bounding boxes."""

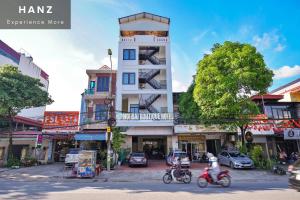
[
  {"left": 207, "top": 152, "right": 220, "bottom": 183},
  {"left": 172, "top": 157, "right": 182, "bottom": 178}
]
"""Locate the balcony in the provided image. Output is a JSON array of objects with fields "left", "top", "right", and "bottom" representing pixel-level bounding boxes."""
[
  {"left": 83, "top": 88, "right": 112, "bottom": 100},
  {"left": 80, "top": 117, "right": 108, "bottom": 130},
  {"left": 120, "top": 36, "right": 168, "bottom": 44}
]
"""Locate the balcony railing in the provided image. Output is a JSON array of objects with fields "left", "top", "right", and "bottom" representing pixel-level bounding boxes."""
[{"left": 84, "top": 88, "right": 95, "bottom": 95}]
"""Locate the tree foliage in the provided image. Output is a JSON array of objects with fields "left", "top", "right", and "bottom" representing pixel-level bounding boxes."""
[
  {"left": 178, "top": 81, "right": 201, "bottom": 123},
  {"left": 0, "top": 65, "right": 53, "bottom": 158},
  {"left": 112, "top": 127, "right": 125, "bottom": 154},
  {"left": 193, "top": 41, "right": 273, "bottom": 144}
]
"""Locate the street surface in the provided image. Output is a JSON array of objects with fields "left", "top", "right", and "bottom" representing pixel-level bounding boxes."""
[{"left": 0, "top": 178, "right": 299, "bottom": 200}]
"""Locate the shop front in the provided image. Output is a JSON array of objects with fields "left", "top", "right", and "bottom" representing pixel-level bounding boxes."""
[{"left": 174, "top": 124, "right": 231, "bottom": 159}]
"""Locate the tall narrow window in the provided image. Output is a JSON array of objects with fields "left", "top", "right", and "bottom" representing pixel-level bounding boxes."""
[
  {"left": 123, "top": 49, "right": 136, "bottom": 60},
  {"left": 95, "top": 104, "right": 107, "bottom": 120},
  {"left": 122, "top": 73, "right": 135, "bottom": 85},
  {"left": 97, "top": 76, "right": 109, "bottom": 92}
]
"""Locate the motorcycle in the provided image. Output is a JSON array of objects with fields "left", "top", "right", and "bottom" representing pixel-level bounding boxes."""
[
  {"left": 163, "top": 166, "right": 192, "bottom": 184},
  {"left": 197, "top": 167, "right": 231, "bottom": 188},
  {"left": 272, "top": 165, "right": 286, "bottom": 175}
]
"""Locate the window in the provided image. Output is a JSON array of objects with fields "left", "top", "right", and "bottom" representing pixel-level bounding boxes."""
[
  {"left": 123, "top": 49, "right": 136, "bottom": 60},
  {"left": 130, "top": 104, "right": 139, "bottom": 113},
  {"left": 97, "top": 77, "right": 109, "bottom": 92},
  {"left": 95, "top": 104, "right": 107, "bottom": 120},
  {"left": 122, "top": 73, "right": 135, "bottom": 85}
]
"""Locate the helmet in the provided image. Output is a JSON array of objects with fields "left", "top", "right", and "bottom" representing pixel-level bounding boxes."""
[{"left": 207, "top": 152, "right": 214, "bottom": 159}]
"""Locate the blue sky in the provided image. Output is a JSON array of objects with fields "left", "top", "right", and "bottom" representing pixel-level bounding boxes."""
[{"left": 1, "top": 0, "right": 300, "bottom": 111}]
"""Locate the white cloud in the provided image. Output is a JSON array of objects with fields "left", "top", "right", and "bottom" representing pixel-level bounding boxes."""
[
  {"left": 274, "top": 43, "right": 286, "bottom": 52},
  {"left": 274, "top": 65, "right": 300, "bottom": 79},
  {"left": 172, "top": 79, "right": 189, "bottom": 92},
  {"left": 252, "top": 30, "right": 286, "bottom": 52},
  {"left": 192, "top": 30, "right": 209, "bottom": 44}
]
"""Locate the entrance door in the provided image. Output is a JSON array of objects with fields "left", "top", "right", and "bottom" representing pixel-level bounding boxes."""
[{"left": 206, "top": 140, "right": 221, "bottom": 156}]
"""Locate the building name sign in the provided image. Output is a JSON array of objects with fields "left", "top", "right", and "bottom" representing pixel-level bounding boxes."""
[
  {"left": 117, "top": 113, "right": 174, "bottom": 121},
  {"left": 284, "top": 129, "right": 300, "bottom": 140}
]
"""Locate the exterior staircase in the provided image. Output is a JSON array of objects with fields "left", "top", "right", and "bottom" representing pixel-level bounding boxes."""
[
  {"left": 139, "top": 69, "right": 166, "bottom": 89},
  {"left": 139, "top": 94, "right": 161, "bottom": 113}
]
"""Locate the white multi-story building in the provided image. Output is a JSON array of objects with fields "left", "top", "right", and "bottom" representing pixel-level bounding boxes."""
[
  {"left": 0, "top": 40, "right": 49, "bottom": 120},
  {"left": 116, "top": 13, "right": 176, "bottom": 158}
]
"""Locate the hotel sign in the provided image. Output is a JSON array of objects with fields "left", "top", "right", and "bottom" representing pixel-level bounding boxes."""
[
  {"left": 117, "top": 113, "right": 174, "bottom": 121},
  {"left": 0, "top": 0, "right": 71, "bottom": 29}
]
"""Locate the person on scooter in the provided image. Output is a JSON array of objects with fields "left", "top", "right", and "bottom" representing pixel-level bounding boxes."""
[
  {"left": 207, "top": 152, "right": 220, "bottom": 183},
  {"left": 173, "top": 157, "right": 182, "bottom": 178}
]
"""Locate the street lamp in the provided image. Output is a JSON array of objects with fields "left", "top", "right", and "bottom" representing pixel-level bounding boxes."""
[{"left": 107, "top": 48, "right": 113, "bottom": 171}]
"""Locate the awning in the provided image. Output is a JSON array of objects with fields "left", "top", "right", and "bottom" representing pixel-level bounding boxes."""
[{"left": 75, "top": 133, "right": 106, "bottom": 141}]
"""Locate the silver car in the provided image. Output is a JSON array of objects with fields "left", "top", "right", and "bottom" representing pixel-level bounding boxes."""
[
  {"left": 166, "top": 150, "right": 191, "bottom": 168},
  {"left": 218, "top": 151, "right": 254, "bottom": 169}
]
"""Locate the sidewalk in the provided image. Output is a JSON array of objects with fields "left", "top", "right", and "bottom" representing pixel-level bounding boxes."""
[{"left": 0, "top": 161, "right": 289, "bottom": 183}]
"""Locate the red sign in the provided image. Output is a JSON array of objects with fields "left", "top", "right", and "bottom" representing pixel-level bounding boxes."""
[{"left": 43, "top": 111, "right": 79, "bottom": 131}]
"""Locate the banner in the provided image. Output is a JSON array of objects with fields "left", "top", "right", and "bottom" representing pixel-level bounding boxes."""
[{"left": 43, "top": 111, "right": 79, "bottom": 132}]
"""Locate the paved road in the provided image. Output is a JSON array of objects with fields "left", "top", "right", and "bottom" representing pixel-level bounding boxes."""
[{"left": 0, "top": 178, "right": 299, "bottom": 200}]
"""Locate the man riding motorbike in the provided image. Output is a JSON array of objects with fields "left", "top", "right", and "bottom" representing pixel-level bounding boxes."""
[{"left": 207, "top": 152, "right": 220, "bottom": 183}]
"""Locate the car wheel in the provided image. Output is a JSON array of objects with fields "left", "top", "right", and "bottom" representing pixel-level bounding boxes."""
[{"left": 230, "top": 162, "right": 235, "bottom": 169}]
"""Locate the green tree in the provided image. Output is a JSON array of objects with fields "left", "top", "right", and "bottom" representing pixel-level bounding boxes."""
[
  {"left": 112, "top": 127, "right": 125, "bottom": 154},
  {"left": 178, "top": 81, "right": 201, "bottom": 123},
  {"left": 193, "top": 41, "right": 273, "bottom": 145},
  {"left": 0, "top": 65, "right": 53, "bottom": 159},
  {"left": 111, "top": 127, "right": 125, "bottom": 164}
]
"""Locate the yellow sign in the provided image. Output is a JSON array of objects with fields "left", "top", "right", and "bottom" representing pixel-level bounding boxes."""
[
  {"left": 106, "top": 127, "right": 111, "bottom": 133},
  {"left": 178, "top": 135, "right": 205, "bottom": 142}
]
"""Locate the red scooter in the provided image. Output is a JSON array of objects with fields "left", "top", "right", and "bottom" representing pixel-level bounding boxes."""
[{"left": 197, "top": 167, "right": 231, "bottom": 188}]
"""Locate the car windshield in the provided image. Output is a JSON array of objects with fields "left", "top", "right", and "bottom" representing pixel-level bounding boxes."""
[
  {"left": 294, "top": 159, "right": 300, "bottom": 168},
  {"left": 229, "top": 152, "right": 245, "bottom": 157},
  {"left": 174, "top": 152, "right": 187, "bottom": 158},
  {"left": 131, "top": 153, "right": 145, "bottom": 157}
]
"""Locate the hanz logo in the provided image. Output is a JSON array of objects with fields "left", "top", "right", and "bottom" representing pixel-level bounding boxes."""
[{"left": 18, "top": 5, "right": 53, "bottom": 14}]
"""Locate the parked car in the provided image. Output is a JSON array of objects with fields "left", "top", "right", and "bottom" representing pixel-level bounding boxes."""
[
  {"left": 128, "top": 152, "right": 148, "bottom": 167},
  {"left": 166, "top": 150, "right": 191, "bottom": 168},
  {"left": 218, "top": 150, "right": 254, "bottom": 169},
  {"left": 288, "top": 158, "right": 300, "bottom": 191}
]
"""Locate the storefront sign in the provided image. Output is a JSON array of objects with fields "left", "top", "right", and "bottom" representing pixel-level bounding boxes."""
[
  {"left": 117, "top": 113, "right": 174, "bottom": 121},
  {"left": 178, "top": 135, "right": 205, "bottom": 142},
  {"left": 43, "top": 111, "right": 79, "bottom": 132},
  {"left": 36, "top": 134, "right": 43, "bottom": 147},
  {"left": 174, "top": 125, "right": 230, "bottom": 133},
  {"left": 284, "top": 129, "right": 300, "bottom": 140}
]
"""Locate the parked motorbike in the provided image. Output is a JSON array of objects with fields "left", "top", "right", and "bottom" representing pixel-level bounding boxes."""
[
  {"left": 197, "top": 167, "right": 231, "bottom": 188},
  {"left": 163, "top": 166, "right": 192, "bottom": 184},
  {"left": 272, "top": 165, "right": 286, "bottom": 175}
]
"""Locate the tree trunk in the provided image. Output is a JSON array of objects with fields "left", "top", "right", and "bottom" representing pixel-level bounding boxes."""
[
  {"left": 7, "top": 116, "right": 13, "bottom": 159},
  {"left": 240, "top": 126, "right": 245, "bottom": 145}
]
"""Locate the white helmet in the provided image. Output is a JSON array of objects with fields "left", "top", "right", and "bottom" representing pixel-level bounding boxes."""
[{"left": 207, "top": 152, "right": 214, "bottom": 159}]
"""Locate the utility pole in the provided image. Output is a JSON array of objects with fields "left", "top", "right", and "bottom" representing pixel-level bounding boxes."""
[{"left": 107, "top": 48, "right": 113, "bottom": 171}]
